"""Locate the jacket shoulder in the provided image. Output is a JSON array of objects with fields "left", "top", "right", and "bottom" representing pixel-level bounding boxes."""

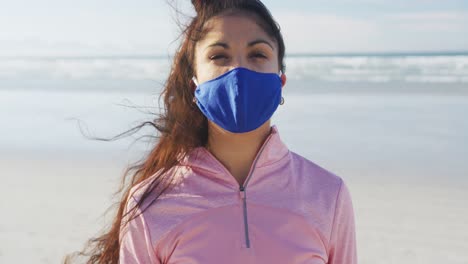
[
  {"left": 289, "top": 151, "right": 345, "bottom": 189},
  {"left": 122, "top": 166, "right": 207, "bottom": 252}
]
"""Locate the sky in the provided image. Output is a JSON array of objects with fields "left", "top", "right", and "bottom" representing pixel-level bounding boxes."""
[{"left": 1, "top": 0, "right": 467, "bottom": 56}]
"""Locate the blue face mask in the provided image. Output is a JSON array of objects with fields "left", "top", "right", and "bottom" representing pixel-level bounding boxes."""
[{"left": 193, "top": 67, "right": 282, "bottom": 133}]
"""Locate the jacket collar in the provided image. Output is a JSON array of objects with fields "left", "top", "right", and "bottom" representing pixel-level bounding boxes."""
[{"left": 180, "top": 125, "right": 290, "bottom": 184}]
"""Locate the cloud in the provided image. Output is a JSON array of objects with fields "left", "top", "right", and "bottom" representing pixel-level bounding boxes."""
[
  {"left": 274, "top": 11, "right": 468, "bottom": 53},
  {"left": 276, "top": 13, "right": 379, "bottom": 53},
  {"left": 384, "top": 11, "right": 468, "bottom": 32},
  {"left": 2, "top": 3, "right": 467, "bottom": 56},
  {"left": 0, "top": 4, "right": 179, "bottom": 57}
]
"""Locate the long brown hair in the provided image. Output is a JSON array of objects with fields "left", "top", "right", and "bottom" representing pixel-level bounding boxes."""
[{"left": 64, "top": 0, "right": 285, "bottom": 263}]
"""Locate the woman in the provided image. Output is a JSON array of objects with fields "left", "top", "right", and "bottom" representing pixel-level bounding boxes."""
[{"left": 68, "top": 0, "right": 357, "bottom": 263}]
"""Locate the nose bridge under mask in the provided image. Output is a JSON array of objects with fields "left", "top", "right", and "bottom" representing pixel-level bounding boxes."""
[{"left": 192, "top": 69, "right": 282, "bottom": 87}]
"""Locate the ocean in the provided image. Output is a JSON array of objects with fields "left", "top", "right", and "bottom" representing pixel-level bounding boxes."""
[
  {"left": 1, "top": 53, "right": 467, "bottom": 186},
  {"left": 2, "top": 52, "right": 468, "bottom": 93}
]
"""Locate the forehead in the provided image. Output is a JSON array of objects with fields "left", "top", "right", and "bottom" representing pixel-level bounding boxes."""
[{"left": 197, "top": 13, "right": 276, "bottom": 47}]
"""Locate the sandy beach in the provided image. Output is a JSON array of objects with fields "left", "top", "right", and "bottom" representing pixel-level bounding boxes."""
[
  {"left": 1, "top": 153, "right": 467, "bottom": 263},
  {"left": 0, "top": 153, "right": 123, "bottom": 263}
]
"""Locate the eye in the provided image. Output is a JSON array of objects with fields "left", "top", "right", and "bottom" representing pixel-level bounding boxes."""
[
  {"left": 209, "top": 54, "right": 228, "bottom": 60},
  {"left": 250, "top": 52, "right": 268, "bottom": 59}
]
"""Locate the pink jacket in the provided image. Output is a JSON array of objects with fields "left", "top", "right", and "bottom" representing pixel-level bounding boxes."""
[{"left": 119, "top": 126, "right": 357, "bottom": 264}]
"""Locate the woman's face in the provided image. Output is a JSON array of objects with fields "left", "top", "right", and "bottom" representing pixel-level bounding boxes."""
[{"left": 194, "top": 13, "right": 280, "bottom": 84}]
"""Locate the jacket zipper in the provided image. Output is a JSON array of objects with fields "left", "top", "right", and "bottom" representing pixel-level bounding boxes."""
[
  {"left": 239, "top": 186, "right": 250, "bottom": 248},
  {"left": 238, "top": 132, "right": 274, "bottom": 249},
  {"left": 202, "top": 130, "right": 275, "bottom": 249}
]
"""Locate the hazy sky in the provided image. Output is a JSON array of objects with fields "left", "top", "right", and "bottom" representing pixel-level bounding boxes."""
[{"left": 1, "top": 0, "right": 467, "bottom": 56}]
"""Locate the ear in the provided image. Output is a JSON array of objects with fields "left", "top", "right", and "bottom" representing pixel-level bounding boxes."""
[{"left": 280, "top": 73, "right": 287, "bottom": 88}]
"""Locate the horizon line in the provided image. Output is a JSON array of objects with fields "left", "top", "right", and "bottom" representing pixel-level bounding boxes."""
[{"left": 2, "top": 50, "right": 468, "bottom": 60}]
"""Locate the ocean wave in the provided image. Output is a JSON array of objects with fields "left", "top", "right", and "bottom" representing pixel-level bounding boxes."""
[
  {"left": 284, "top": 55, "right": 468, "bottom": 83},
  {"left": 0, "top": 58, "right": 171, "bottom": 81},
  {"left": 1, "top": 55, "right": 467, "bottom": 91}
]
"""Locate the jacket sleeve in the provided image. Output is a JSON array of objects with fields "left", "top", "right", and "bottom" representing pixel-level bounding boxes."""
[
  {"left": 119, "top": 195, "right": 161, "bottom": 264},
  {"left": 328, "top": 180, "right": 358, "bottom": 264}
]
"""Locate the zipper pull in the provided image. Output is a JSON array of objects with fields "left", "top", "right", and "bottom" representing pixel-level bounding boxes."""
[{"left": 239, "top": 186, "right": 246, "bottom": 199}]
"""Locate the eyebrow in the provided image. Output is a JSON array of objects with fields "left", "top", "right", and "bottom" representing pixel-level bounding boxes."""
[
  {"left": 206, "top": 42, "right": 229, "bottom": 50},
  {"left": 248, "top": 39, "right": 275, "bottom": 50},
  {"left": 205, "top": 39, "right": 275, "bottom": 51}
]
